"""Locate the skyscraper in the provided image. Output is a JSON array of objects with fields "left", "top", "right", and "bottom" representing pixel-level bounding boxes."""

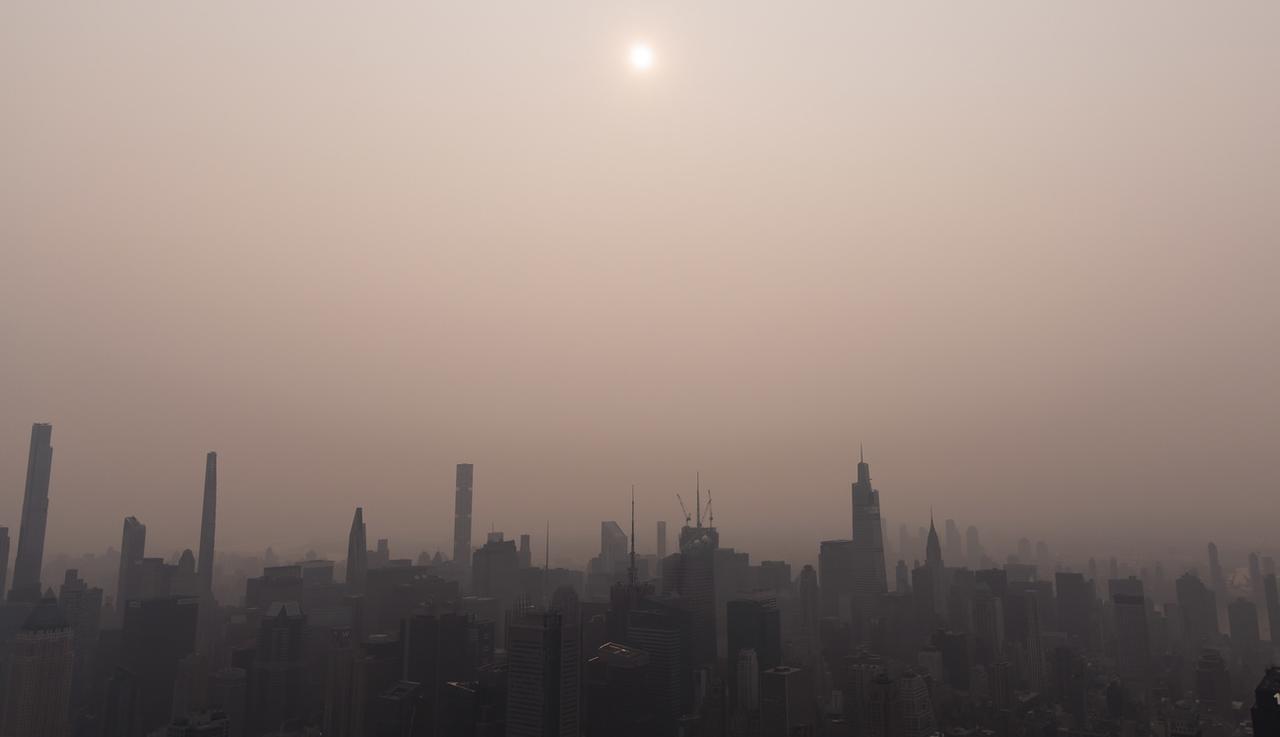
[
  {"left": 197, "top": 451, "right": 217, "bottom": 595},
  {"left": 944, "top": 519, "right": 963, "bottom": 565},
  {"left": 819, "top": 539, "right": 856, "bottom": 618},
  {"left": 1264, "top": 574, "right": 1280, "bottom": 644},
  {"left": 656, "top": 521, "right": 667, "bottom": 561},
  {"left": 600, "top": 520, "right": 628, "bottom": 574},
  {"left": 760, "top": 666, "right": 812, "bottom": 737},
  {"left": 10, "top": 422, "right": 54, "bottom": 602},
  {"left": 850, "top": 450, "right": 888, "bottom": 614},
  {"left": 506, "top": 608, "right": 580, "bottom": 737},
  {"left": 453, "top": 463, "right": 474, "bottom": 570},
  {"left": 1207, "top": 542, "right": 1226, "bottom": 600},
  {"left": 346, "top": 507, "right": 368, "bottom": 591},
  {"left": 117, "top": 516, "right": 147, "bottom": 609},
  {"left": 0, "top": 526, "right": 9, "bottom": 598},
  {"left": 0, "top": 597, "right": 74, "bottom": 737},
  {"left": 1113, "top": 592, "right": 1151, "bottom": 687}
]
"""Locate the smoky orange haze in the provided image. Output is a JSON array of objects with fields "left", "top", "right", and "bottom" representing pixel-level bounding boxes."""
[{"left": 1, "top": 2, "right": 1278, "bottom": 569}]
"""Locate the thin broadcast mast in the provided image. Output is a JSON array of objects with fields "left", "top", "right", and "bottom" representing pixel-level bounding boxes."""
[
  {"left": 628, "top": 485, "right": 637, "bottom": 585},
  {"left": 696, "top": 472, "right": 702, "bottom": 528}
]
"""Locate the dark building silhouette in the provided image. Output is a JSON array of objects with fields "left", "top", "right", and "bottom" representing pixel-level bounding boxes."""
[
  {"left": 197, "top": 451, "right": 218, "bottom": 595},
  {"left": 1208, "top": 542, "right": 1226, "bottom": 601},
  {"left": 760, "top": 666, "right": 812, "bottom": 737},
  {"left": 656, "top": 520, "right": 667, "bottom": 561},
  {"left": 628, "top": 605, "right": 689, "bottom": 732},
  {"left": 1265, "top": 573, "right": 1280, "bottom": 647},
  {"left": 0, "top": 527, "right": 9, "bottom": 600},
  {"left": 472, "top": 536, "right": 520, "bottom": 605},
  {"left": 250, "top": 602, "right": 307, "bottom": 733},
  {"left": 116, "top": 516, "right": 147, "bottom": 610},
  {"left": 1177, "top": 572, "right": 1219, "bottom": 654},
  {"left": 586, "top": 642, "right": 652, "bottom": 737},
  {"left": 0, "top": 597, "right": 74, "bottom": 737},
  {"left": 1113, "top": 592, "right": 1151, "bottom": 688},
  {"left": 664, "top": 500, "right": 718, "bottom": 668},
  {"left": 209, "top": 666, "right": 247, "bottom": 737},
  {"left": 10, "top": 422, "right": 54, "bottom": 603},
  {"left": 505, "top": 608, "right": 580, "bottom": 737},
  {"left": 122, "top": 595, "right": 200, "bottom": 734},
  {"left": 849, "top": 451, "right": 888, "bottom": 619},
  {"left": 819, "top": 539, "right": 855, "bottom": 618},
  {"left": 726, "top": 597, "right": 782, "bottom": 703},
  {"left": 57, "top": 568, "right": 103, "bottom": 710},
  {"left": 453, "top": 463, "right": 474, "bottom": 571},
  {"left": 347, "top": 507, "right": 369, "bottom": 591},
  {"left": 1229, "top": 597, "right": 1261, "bottom": 649},
  {"left": 1055, "top": 571, "right": 1094, "bottom": 650},
  {"left": 1253, "top": 666, "right": 1280, "bottom": 737}
]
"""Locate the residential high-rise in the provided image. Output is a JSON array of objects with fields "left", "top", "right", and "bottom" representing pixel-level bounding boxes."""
[
  {"left": 506, "top": 608, "right": 580, "bottom": 737},
  {"left": 656, "top": 521, "right": 667, "bottom": 561},
  {"left": 850, "top": 451, "right": 888, "bottom": 616},
  {"left": 0, "top": 597, "right": 74, "bottom": 737},
  {"left": 0, "top": 526, "right": 9, "bottom": 598},
  {"left": 197, "top": 451, "right": 217, "bottom": 595},
  {"left": 346, "top": 507, "right": 368, "bottom": 591},
  {"left": 453, "top": 463, "right": 474, "bottom": 570},
  {"left": 897, "top": 670, "right": 939, "bottom": 737},
  {"left": 117, "top": 516, "right": 147, "bottom": 608},
  {"left": 58, "top": 569, "right": 103, "bottom": 709},
  {"left": 10, "top": 422, "right": 54, "bottom": 602}
]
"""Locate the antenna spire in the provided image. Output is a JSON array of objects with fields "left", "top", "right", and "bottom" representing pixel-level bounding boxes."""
[
  {"left": 860, "top": 443, "right": 864, "bottom": 463},
  {"left": 696, "top": 472, "right": 702, "bottom": 528},
  {"left": 628, "top": 485, "right": 637, "bottom": 585}
]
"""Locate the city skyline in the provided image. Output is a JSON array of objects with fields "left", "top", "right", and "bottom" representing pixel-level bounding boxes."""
[
  {"left": 1, "top": 3, "right": 1278, "bottom": 734},
  {"left": 4, "top": 2, "right": 1279, "bottom": 563}
]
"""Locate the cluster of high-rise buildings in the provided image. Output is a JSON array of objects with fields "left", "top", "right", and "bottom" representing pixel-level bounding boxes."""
[{"left": 1, "top": 421, "right": 1279, "bottom": 737}]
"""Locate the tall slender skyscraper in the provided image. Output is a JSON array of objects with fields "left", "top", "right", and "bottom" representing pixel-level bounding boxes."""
[
  {"left": 850, "top": 449, "right": 889, "bottom": 611},
  {"left": 1208, "top": 542, "right": 1226, "bottom": 600},
  {"left": 11, "top": 422, "right": 54, "bottom": 603},
  {"left": 0, "top": 526, "right": 9, "bottom": 599},
  {"left": 346, "top": 508, "right": 368, "bottom": 590},
  {"left": 116, "top": 516, "right": 147, "bottom": 608},
  {"left": 197, "top": 452, "right": 217, "bottom": 595},
  {"left": 453, "top": 463, "right": 474, "bottom": 570},
  {"left": 656, "top": 521, "right": 667, "bottom": 561}
]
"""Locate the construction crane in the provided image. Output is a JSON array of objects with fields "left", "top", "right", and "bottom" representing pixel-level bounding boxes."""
[{"left": 676, "top": 493, "right": 692, "bottom": 526}]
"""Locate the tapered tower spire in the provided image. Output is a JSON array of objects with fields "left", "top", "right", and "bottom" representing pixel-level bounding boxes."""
[{"left": 197, "top": 451, "right": 217, "bottom": 595}]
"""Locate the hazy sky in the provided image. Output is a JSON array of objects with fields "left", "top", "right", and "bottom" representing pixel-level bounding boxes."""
[{"left": 2, "top": 2, "right": 1277, "bottom": 568}]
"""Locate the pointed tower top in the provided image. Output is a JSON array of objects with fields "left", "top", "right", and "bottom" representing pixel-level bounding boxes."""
[{"left": 860, "top": 443, "right": 864, "bottom": 463}]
